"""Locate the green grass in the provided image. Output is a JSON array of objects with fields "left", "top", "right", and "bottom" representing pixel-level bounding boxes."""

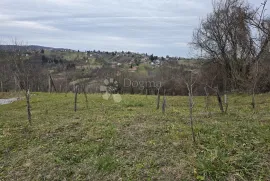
[
  {"left": 1, "top": 93, "right": 270, "bottom": 180},
  {"left": 137, "top": 64, "right": 148, "bottom": 76},
  {"left": 44, "top": 50, "right": 88, "bottom": 62}
]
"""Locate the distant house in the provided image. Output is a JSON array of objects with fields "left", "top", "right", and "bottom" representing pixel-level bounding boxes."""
[
  {"left": 150, "top": 60, "right": 161, "bottom": 68},
  {"left": 111, "top": 62, "right": 117, "bottom": 68},
  {"left": 141, "top": 57, "right": 148, "bottom": 63}
]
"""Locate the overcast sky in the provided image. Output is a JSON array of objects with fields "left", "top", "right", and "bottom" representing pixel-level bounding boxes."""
[{"left": 0, "top": 0, "right": 268, "bottom": 57}]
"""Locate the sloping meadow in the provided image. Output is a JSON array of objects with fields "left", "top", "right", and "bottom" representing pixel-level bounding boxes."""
[{"left": 0, "top": 93, "right": 270, "bottom": 180}]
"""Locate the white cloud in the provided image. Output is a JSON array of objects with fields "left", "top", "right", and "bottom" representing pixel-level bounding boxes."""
[
  {"left": 174, "top": 42, "right": 188, "bottom": 47},
  {"left": 0, "top": 13, "right": 59, "bottom": 31},
  {"left": 44, "top": 0, "right": 88, "bottom": 6},
  {"left": 5, "top": 21, "right": 59, "bottom": 31},
  {"left": 0, "top": 0, "right": 268, "bottom": 56}
]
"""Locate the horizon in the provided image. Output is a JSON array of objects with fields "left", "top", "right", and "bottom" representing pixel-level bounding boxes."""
[
  {"left": 0, "top": 44, "right": 196, "bottom": 58},
  {"left": 0, "top": 0, "right": 268, "bottom": 57}
]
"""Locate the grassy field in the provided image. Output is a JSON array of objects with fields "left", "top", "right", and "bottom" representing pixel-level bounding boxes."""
[{"left": 0, "top": 93, "right": 270, "bottom": 180}]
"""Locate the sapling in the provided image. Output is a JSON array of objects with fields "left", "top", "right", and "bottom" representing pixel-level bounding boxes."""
[
  {"left": 156, "top": 88, "right": 161, "bottom": 110},
  {"left": 185, "top": 70, "right": 197, "bottom": 143},
  {"left": 74, "top": 85, "right": 78, "bottom": 112},
  {"left": 162, "top": 89, "right": 166, "bottom": 114}
]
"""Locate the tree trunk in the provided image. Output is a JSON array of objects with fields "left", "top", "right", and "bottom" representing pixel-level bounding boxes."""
[
  {"left": 48, "top": 75, "right": 51, "bottom": 93},
  {"left": 49, "top": 74, "right": 57, "bottom": 92},
  {"left": 216, "top": 87, "right": 224, "bottom": 113},
  {"left": 188, "top": 92, "right": 196, "bottom": 143},
  {"left": 26, "top": 89, "right": 32, "bottom": 125}
]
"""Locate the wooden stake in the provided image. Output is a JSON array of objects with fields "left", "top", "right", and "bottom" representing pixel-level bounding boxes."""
[
  {"left": 74, "top": 85, "right": 78, "bottom": 112},
  {"left": 188, "top": 92, "right": 195, "bottom": 143},
  {"left": 48, "top": 75, "right": 51, "bottom": 93},
  {"left": 26, "top": 89, "right": 32, "bottom": 125},
  {"left": 157, "top": 88, "right": 160, "bottom": 110},
  {"left": 49, "top": 74, "right": 57, "bottom": 92},
  {"left": 216, "top": 86, "right": 224, "bottom": 113}
]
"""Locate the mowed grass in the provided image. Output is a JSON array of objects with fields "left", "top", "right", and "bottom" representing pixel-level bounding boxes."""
[{"left": 0, "top": 93, "right": 270, "bottom": 180}]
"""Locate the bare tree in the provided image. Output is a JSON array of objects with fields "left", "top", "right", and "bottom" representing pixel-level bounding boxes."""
[
  {"left": 7, "top": 40, "right": 33, "bottom": 124},
  {"left": 184, "top": 70, "right": 198, "bottom": 143},
  {"left": 26, "top": 89, "right": 31, "bottom": 123},
  {"left": 192, "top": 0, "right": 270, "bottom": 90}
]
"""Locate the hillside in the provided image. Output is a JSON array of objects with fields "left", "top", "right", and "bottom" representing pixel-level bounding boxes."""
[
  {"left": 0, "top": 45, "right": 202, "bottom": 95},
  {"left": 0, "top": 93, "right": 270, "bottom": 180},
  {"left": 0, "top": 45, "right": 70, "bottom": 52}
]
